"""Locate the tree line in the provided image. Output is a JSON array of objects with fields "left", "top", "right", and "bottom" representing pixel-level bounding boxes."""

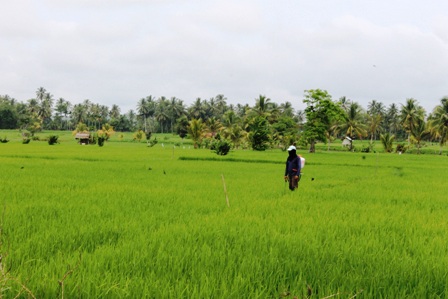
[{"left": 0, "top": 87, "right": 447, "bottom": 153}]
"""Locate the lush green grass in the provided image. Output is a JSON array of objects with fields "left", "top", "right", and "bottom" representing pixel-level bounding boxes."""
[{"left": 0, "top": 132, "right": 447, "bottom": 298}]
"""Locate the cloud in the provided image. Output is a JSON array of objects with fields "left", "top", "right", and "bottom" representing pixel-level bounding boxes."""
[{"left": 1, "top": 0, "right": 447, "bottom": 114}]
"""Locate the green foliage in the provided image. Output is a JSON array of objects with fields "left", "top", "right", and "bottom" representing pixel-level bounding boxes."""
[
  {"left": 187, "top": 118, "right": 204, "bottom": 149},
  {"left": 0, "top": 140, "right": 448, "bottom": 297},
  {"left": 0, "top": 104, "right": 18, "bottom": 129},
  {"left": 380, "top": 132, "right": 396, "bottom": 153},
  {"left": 247, "top": 115, "right": 270, "bottom": 151},
  {"left": 145, "top": 130, "right": 152, "bottom": 141},
  {"left": 97, "top": 136, "right": 106, "bottom": 147},
  {"left": 47, "top": 135, "right": 59, "bottom": 145},
  {"left": 148, "top": 137, "right": 158, "bottom": 147},
  {"left": 211, "top": 138, "right": 232, "bottom": 156},
  {"left": 302, "top": 89, "right": 344, "bottom": 153},
  {"left": 176, "top": 115, "right": 189, "bottom": 139},
  {"left": 396, "top": 143, "right": 407, "bottom": 153},
  {"left": 0, "top": 136, "right": 9, "bottom": 143},
  {"left": 133, "top": 130, "right": 145, "bottom": 142}
]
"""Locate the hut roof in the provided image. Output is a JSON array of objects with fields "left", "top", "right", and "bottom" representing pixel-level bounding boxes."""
[{"left": 75, "top": 133, "right": 90, "bottom": 139}]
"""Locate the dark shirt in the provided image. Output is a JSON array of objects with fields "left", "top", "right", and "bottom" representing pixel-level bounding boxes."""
[{"left": 285, "top": 155, "right": 301, "bottom": 176}]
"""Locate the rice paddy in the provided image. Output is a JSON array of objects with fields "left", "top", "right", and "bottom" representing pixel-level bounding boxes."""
[{"left": 0, "top": 132, "right": 447, "bottom": 298}]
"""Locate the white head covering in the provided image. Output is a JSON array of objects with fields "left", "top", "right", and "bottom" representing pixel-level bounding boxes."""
[{"left": 287, "top": 145, "right": 296, "bottom": 151}]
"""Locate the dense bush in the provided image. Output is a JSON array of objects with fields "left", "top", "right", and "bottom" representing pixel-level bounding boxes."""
[
  {"left": 47, "top": 135, "right": 59, "bottom": 145},
  {"left": 98, "top": 136, "right": 106, "bottom": 147},
  {"left": 211, "top": 139, "right": 232, "bottom": 156},
  {"left": 148, "top": 137, "right": 158, "bottom": 147},
  {"left": 396, "top": 143, "right": 407, "bottom": 153}
]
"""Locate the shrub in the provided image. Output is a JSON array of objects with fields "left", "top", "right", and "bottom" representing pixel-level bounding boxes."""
[
  {"left": 22, "top": 138, "right": 31, "bottom": 144},
  {"left": 360, "top": 146, "right": 370, "bottom": 153},
  {"left": 148, "top": 137, "right": 158, "bottom": 147},
  {"left": 211, "top": 139, "right": 232, "bottom": 156},
  {"left": 145, "top": 131, "right": 152, "bottom": 141},
  {"left": 396, "top": 143, "right": 407, "bottom": 154},
  {"left": 0, "top": 137, "right": 9, "bottom": 143},
  {"left": 48, "top": 135, "right": 59, "bottom": 145},
  {"left": 133, "top": 130, "right": 145, "bottom": 142},
  {"left": 98, "top": 136, "right": 106, "bottom": 147}
]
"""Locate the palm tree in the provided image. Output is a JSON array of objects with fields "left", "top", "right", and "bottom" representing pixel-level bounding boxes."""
[
  {"left": 332, "top": 102, "right": 367, "bottom": 143},
  {"left": 168, "top": 97, "right": 185, "bottom": 133},
  {"left": 71, "top": 104, "right": 87, "bottom": 125},
  {"left": 367, "top": 114, "right": 383, "bottom": 143},
  {"left": 280, "top": 101, "right": 295, "bottom": 118},
  {"left": 215, "top": 94, "right": 228, "bottom": 116},
  {"left": 380, "top": 132, "right": 395, "bottom": 153},
  {"left": 250, "top": 95, "right": 272, "bottom": 117},
  {"left": 188, "top": 98, "right": 206, "bottom": 120},
  {"left": 385, "top": 103, "right": 400, "bottom": 135},
  {"left": 37, "top": 92, "right": 54, "bottom": 128},
  {"left": 90, "top": 103, "right": 101, "bottom": 130},
  {"left": 137, "top": 96, "right": 156, "bottom": 132},
  {"left": 36, "top": 87, "right": 47, "bottom": 103},
  {"left": 222, "top": 124, "right": 246, "bottom": 149},
  {"left": 109, "top": 104, "right": 121, "bottom": 120},
  {"left": 367, "top": 100, "right": 385, "bottom": 117},
  {"left": 400, "top": 98, "right": 425, "bottom": 145},
  {"left": 338, "top": 96, "right": 351, "bottom": 112},
  {"left": 427, "top": 97, "right": 448, "bottom": 154},
  {"left": 82, "top": 99, "right": 93, "bottom": 128},
  {"left": 55, "top": 98, "right": 71, "bottom": 130},
  {"left": 205, "top": 117, "right": 222, "bottom": 137},
  {"left": 222, "top": 110, "right": 240, "bottom": 128},
  {"left": 410, "top": 118, "right": 429, "bottom": 154},
  {"left": 127, "top": 110, "right": 137, "bottom": 131},
  {"left": 187, "top": 118, "right": 204, "bottom": 148},
  {"left": 156, "top": 97, "right": 169, "bottom": 133}
]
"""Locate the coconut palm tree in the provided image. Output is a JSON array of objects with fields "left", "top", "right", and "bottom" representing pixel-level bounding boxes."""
[
  {"left": 187, "top": 118, "right": 204, "bottom": 148},
  {"left": 222, "top": 124, "right": 246, "bottom": 149},
  {"left": 37, "top": 92, "right": 54, "bottom": 128},
  {"left": 333, "top": 102, "right": 367, "bottom": 142},
  {"left": 71, "top": 103, "right": 87, "bottom": 125},
  {"left": 385, "top": 103, "right": 400, "bottom": 135},
  {"left": 168, "top": 97, "right": 185, "bottom": 133},
  {"left": 109, "top": 104, "right": 121, "bottom": 120},
  {"left": 280, "top": 101, "right": 295, "bottom": 118},
  {"left": 380, "top": 132, "right": 395, "bottom": 153},
  {"left": 367, "top": 100, "right": 385, "bottom": 117},
  {"left": 55, "top": 98, "right": 72, "bottom": 130},
  {"left": 427, "top": 98, "right": 448, "bottom": 154},
  {"left": 215, "top": 94, "right": 228, "bottom": 116},
  {"left": 338, "top": 96, "right": 351, "bottom": 112},
  {"left": 367, "top": 114, "right": 383, "bottom": 143},
  {"left": 137, "top": 96, "right": 156, "bottom": 132},
  {"left": 155, "top": 97, "right": 169, "bottom": 133},
  {"left": 400, "top": 98, "right": 425, "bottom": 145},
  {"left": 205, "top": 117, "right": 222, "bottom": 137},
  {"left": 410, "top": 118, "right": 429, "bottom": 154},
  {"left": 250, "top": 95, "right": 272, "bottom": 117},
  {"left": 188, "top": 98, "right": 206, "bottom": 120}
]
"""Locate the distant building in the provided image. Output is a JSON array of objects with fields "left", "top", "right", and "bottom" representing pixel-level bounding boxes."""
[{"left": 75, "top": 133, "right": 90, "bottom": 144}]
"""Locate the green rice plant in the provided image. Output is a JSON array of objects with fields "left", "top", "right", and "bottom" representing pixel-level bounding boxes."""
[{"left": 0, "top": 135, "right": 447, "bottom": 297}]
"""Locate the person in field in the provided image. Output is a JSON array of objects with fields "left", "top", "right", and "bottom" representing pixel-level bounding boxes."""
[{"left": 284, "top": 145, "right": 301, "bottom": 191}]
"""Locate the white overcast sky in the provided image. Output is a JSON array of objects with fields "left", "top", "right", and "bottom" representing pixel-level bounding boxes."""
[{"left": 1, "top": 0, "right": 447, "bottom": 114}]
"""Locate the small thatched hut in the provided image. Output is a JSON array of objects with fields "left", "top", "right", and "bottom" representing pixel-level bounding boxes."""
[{"left": 75, "top": 133, "right": 90, "bottom": 145}]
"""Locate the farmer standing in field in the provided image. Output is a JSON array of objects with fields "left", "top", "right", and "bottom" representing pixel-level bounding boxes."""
[{"left": 284, "top": 145, "right": 301, "bottom": 191}]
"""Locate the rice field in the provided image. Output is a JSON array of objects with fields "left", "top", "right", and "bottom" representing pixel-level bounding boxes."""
[{"left": 0, "top": 131, "right": 447, "bottom": 298}]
